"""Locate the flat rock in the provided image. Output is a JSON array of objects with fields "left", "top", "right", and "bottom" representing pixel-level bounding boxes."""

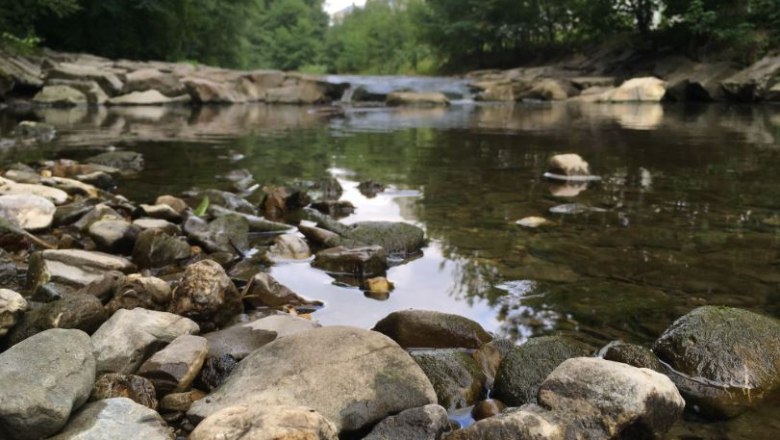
[
  {"left": 0, "top": 177, "right": 69, "bottom": 204},
  {"left": 169, "top": 260, "right": 243, "bottom": 329},
  {"left": 203, "top": 313, "right": 319, "bottom": 360},
  {"left": 0, "top": 194, "right": 56, "bottom": 230},
  {"left": 138, "top": 334, "right": 209, "bottom": 394},
  {"left": 108, "top": 89, "right": 191, "bottom": 106},
  {"left": 48, "top": 398, "right": 173, "bottom": 440},
  {"left": 373, "top": 309, "right": 492, "bottom": 349},
  {"left": 190, "top": 405, "right": 338, "bottom": 440},
  {"left": 312, "top": 245, "right": 388, "bottom": 278},
  {"left": 91, "top": 308, "right": 199, "bottom": 374},
  {"left": 268, "top": 233, "right": 311, "bottom": 259},
  {"left": 363, "top": 404, "right": 450, "bottom": 440},
  {"left": 26, "top": 249, "right": 136, "bottom": 293},
  {"left": 88, "top": 218, "right": 141, "bottom": 253},
  {"left": 32, "top": 85, "right": 88, "bottom": 106},
  {"left": 0, "top": 329, "right": 95, "bottom": 440},
  {"left": 48, "top": 63, "right": 124, "bottom": 96},
  {"left": 188, "top": 326, "right": 437, "bottom": 433}
]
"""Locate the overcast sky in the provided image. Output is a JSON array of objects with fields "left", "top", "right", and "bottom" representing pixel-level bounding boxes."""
[{"left": 324, "top": 0, "right": 366, "bottom": 15}]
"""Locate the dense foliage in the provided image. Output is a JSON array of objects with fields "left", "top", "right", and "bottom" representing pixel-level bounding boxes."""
[{"left": 1, "top": 0, "right": 778, "bottom": 72}]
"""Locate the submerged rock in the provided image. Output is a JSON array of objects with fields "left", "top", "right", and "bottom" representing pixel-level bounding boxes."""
[
  {"left": 92, "top": 373, "right": 158, "bottom": 410},
  {"left": 48, "top": 397, "right": 173, "bottom": 440},
  {"left": 363, "top": 404, "right": 450, "bottom": 440},
  {"left": 373, "top": 309, "right": 492, "bottom": 349},
  {"left": 190, "top": 405, "right": 338, "bottom": 440},
  {"left": 169, "top": 260, "right": 243, "bottom": 329},
  {"left": 411, "top": 349, "right": 487, "bottom": 410}
]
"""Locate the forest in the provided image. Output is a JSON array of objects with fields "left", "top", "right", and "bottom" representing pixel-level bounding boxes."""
[{"left": 1, "top": 0, "right": 779, "bottom": 74}]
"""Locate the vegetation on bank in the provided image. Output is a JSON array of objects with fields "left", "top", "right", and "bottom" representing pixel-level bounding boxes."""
[{"left": 1, "top": 0, "right": 779, "bottom": 74}]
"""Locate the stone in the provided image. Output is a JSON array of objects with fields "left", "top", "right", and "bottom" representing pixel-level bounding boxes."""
[
  {"left": 0, "top": 177, "right": 69, "bottom": 204},
  {"left": 188, "top": 326, "right": 437, "bottom": 433},
  {"left": 187, "top": 214, "right": 249, "bottom": 254},
  {"left": 108, "top": 89, "right": 191, "bottom": 105},
  {"left": 132, "top": 228, "right": 192, "bottom": 269},
  {"left": 42, "top": 176, "right": 100, "bottom": 197},
  {"left": 203, "top": 313, "right": 319, "bottom": 360},
  {"left": 342, "top": 221, "right": 426, "bottom": 255},
  {"left": 91, "top": 308, "right": 199, "bottom": 374},
  {"left": 0, "top": 194, "right": 56, "bottom": 230},
  {"left": 88, "top": 218, "right": 141, "bottom": 253},
  {"left": 26, "top": 249, "right": 136, "bottom": 293},
  {"left": 92, "top": 373, "right": 158, "bottom": 410},
  {"left": 4, "top": 293, "right": 107, "bottom": 347},
  {"left": 366, "top": 276, "right": 394, "bottom": 299},
  {"left": 140, "top": 203, "right": 183, "bottom": 222},
  {"left": 48, "top": 398, "right": 173, "bottom": 440},
  {"left": 310, "top": 200, "right": 356, "bottom": 219},
  {"left": 357, "top": 180, "right": 386, "bottom": 198},
  {"left": 471, "top": 399, "right": 506, "bottom": 421},
  {"left": 492, "top": 336, "right": 592, "bottom": 406},
  {"left": 47, "top": 63, "right": 124, "bottom": 96},
  {"left": 46, "top": 78, "right": 109, "bottom": 105},
  {"left": 299, "top": 223, "right": 340, "bottom": 246},
  {"left": 653, "top": 306, "right": 780, "bottom": 418},
  {"left": 203, "top": 189, "right": 257, "bottom": 215},
  {"left": 0, "top": 329, "right": 95, "bottom": 440},
  {"left": 32, "top": 85, "right": 88, "bottom": 106},
  {"left": 721, "top": 55, "right": 780, "bottom": 101},
  {"left": 132, "top": 217, "right": 181, "bottom": 235},
  {"left": 242, "top": 272, "right": 323, "bottom": 308},
  {"left": 312, "top": 245, "right": 388, "bottom": 277},
  {"left": 86, "top": 150, "right": 144, "bottom": 173},
  {"left": 373, "top": 309, "right": 492, "bottom": 349},
  {"left": 268, "top": 233, "right": 312, "bottom": 259},
  {"left": 209, "top": 205, "right": 292, "bottom": 233},
  {"left": 169, "top": 259, "right": 243, "bottom": 329},
  {"left": 261, "top": 185, "right": 311, "bottom": 219},
  {"left": 138, "top": 334, "right": 209, "bottom": 394},
  {"left": 445, "top": 406, "right": 565, "bottom": 440},
  {"left": 183, "top": 77, "right": 244, "bottom": 103},
  {"left": 521, "top": 78, "right": 573, "bottom": 101},
  {"left": 474, "top": 81, "right": 516, "bottom": 102},
  {"left": 516, "top": 216, "right": 551, "bottom": 228},
  {"left": 14, "top": 121, "right": 55, "bottom": 142},
  {"left": 411, "top": 349, "right": 487, "bottom": 410},
  {"left": 0, "top": 289, "right": 26, "bottom": 337},
  {"left": 363, "top": 404, "right": 450, "bottom": 440},
  {"left": 106, "top": 274, "right": 172, "bottom": 314},
  {"left": 199, "top": 354, "right": 238, "bottom": 391},
  {"left": 72, "top": 203, "right": 123, "bottom": 231},
  {"left": 386, "top": 91, "right": 450, "bottom": 107},
  {"left": 601, "top": 77, "right": 667, "bottom": 102},
  {"left": 155, "top": 195, "right": 188, "bottom": 214},
  {"left": 125, "top": 68, "right": 186, "bottom": 97},
  {"left": 472, "top": 338, "right": 515, "bottom": 387},
  {"left": 547, "top": 153, "right": 591, "bottom": 178},
  {"left": 189, "top": 405, "right": 338, "bottom": 440},
  {"left": 159, "top": 390, "right": 206, "bottom": 412},
  {"left": 599, "top": 340, "right": 663, "bottom": 372}
]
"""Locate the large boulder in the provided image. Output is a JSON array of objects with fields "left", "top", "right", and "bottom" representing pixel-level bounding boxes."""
[
  {"left": 338, "top": 221, "right": 426, "bottom": 255},
  {"left": 363, "top": 404, "right": 450, "bottom": 440},
  {"left": 0, "top": 329, "right": 96, "bottom": 440},
  {"left": 124, "top": 68, "right": 186, "bottom": 97},
  {"left": 373, "top": 310, "right": 492, "bottom": 349},
  {"left": 600, "top": 77, "right": 667, "bottom": 102},
  {"left": 188, "top": 326, "right": 437, "bottom": 433},
  {"left": 47, "top": 63, "right": 124, "bottom": 96},
  {"left": 4, "top": 293, "right": 107, "bottom": 347},
  {"left": 26, "top": 249, "right": 136, "bottom": 293},
  {"left": 32, "top": 85, "right": 88, "bottom": 106},
  {"left": 721, "top": 55, "right": 780, "bottom": 102},
  {"left": 203, "top": 313, "right": 319, "bottom": 360},
  {"left": 386, "top": 92, "right": 450, "bottom": 107},
  {"left": 0, "top": 289, "right": 26, "bottom": 337},
  {"left": 169, "top": 260, "right": 243, "bottom": 329},
  {"left": 411, "top": 349, "right": 487, "bottom": 410},
  {"left": 653, "top": 306, "right": 780, "bottom": 418},
  {"left": 0, "top": 194, "right": 56, "bottom": 230},
  {"left": 91, "top": 308, "right": 200, "bottom": 374},
  {"left": 189, "top": 405, "right": 338, "bottom": 440},
  {"left": 48, "top": 398, "right": 173, "bottom": 440}
]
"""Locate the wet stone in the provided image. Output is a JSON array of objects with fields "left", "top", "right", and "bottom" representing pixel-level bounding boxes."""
[
  {"left": 159, "top": 390, "right": 206, "bottom": 413},
  {"left": 169, "top": 259, "right": 243, "bottom": 329},
  {"left": 312, "top": 245, "right": 388, "bottom": 277},
  {"left": 242, "top": 272, "right": 323, "bottom": 309},
  {"left": 137, "top": 334, "right": 209, "bottom": 395},
  {"left": 363, "top": 404, "right": 451, "bottom": 440},
  {"left": 140, "top": 203, "right": 182, "bottom": 222},
  {"left": 92, "top": 373, "right": 158, "bottom": 410},
  {"left": 106, "top": 274, "right": 172, "bottom": 314},
  {"left": 373, "top": 309, "right": 492, "bottom": 349},
  {"left": 268, "top": 233, "right": 311, "bottom": 259},
  {"left": 132, "top": 217, "right": 181, "bottom": 235},
  {"left": 471, "top": 399, "right": 506, "bottom": 421},
  {"left": 132, "top": 228, "right": 192, "bottom": 269}
]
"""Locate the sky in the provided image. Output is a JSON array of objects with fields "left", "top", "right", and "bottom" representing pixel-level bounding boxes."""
[{"left": 324, "top": 0, "right": 366, "bottom": 15}]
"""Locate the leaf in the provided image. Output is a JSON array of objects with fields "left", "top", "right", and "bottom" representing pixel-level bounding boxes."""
[{"left": 194, "top": 196, "right": 210, "bottom": 217}]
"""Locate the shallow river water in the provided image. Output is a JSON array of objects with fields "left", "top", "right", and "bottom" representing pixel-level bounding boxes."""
[{"left": 2, "top": 101, "right": 780, "bottom": 438}]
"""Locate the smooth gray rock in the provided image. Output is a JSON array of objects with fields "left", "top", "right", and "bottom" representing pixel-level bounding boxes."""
[
  {"left": 137, "top": 334, "right": 208, "bottom": 394},
  {"left": 204, "top": 313, "right": 319, "bottom": 360},
  {"left": 363, "top": 404, "right": 450, "bottom": 440},
  {"left": 189, "top": 405, "right": 338, "bottom": 440},
  {"left": 373, "top": 309, "right": 492, "bottom": 349},
  {"left": 48, "top": 398, "right": 173, "bottom": 440},
  {"left": 188, "top": 326, "right": 437, "bottom": 433},
  {"left": 88, "top": 218, "right": 140, "bottom": 253},
  {"left": 91, "top": 308, "right": 199, "bottom": 374},
  {"left": 411, "top": 349, "right": 487, "bottom": 410},
  {"left": 0, "top": 329, "right": 96, "bottom": 440},
  {"left": 26, "top": 249, "right": 136, "bottom": 293}
]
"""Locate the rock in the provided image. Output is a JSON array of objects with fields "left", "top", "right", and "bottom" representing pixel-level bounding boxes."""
[
  {"left": 411, "top": 349, "right": 487, "bottom": 410},
  {"left": 26, "top": 249, "right": 136, "bottom": 293},
  {"left": 387, "top": 91, "right": 450, "bottom": 107},
  {"left": 132, "top": 228, "right": 192, "bottom": 269},
  {"left": 357, "top": 180, "right": 386, "bottom": 198},
  {"left": 14, "top": 121, "right": 55, "bottom": 142},
  {"left": 599, "top": 340, "right": 663, "bottom": 372},
  {"left": 268, "top": 233, "right": 311, "bottom": 259},
  {"left": 105, "top": 274, "right": 172, "bottom": 314},
  {"left": 88, "top": 218, "right": 141, "bottom": 253},
  {"left": 203, "top": 313, "right": 319, "bottom": 360},
  {"left": 187, "top": 214, "right": 249, "bottom": 254},
  {"left": 721, "top": 55, "right": 780, "bottom": 101},
  {"left": 471, "top": 399, "right": 506, "bottom": 421},
  {"left": 0, "top": 194, "right": 56, "bottom": 230},
  {"left": 366, "top": 276, "right": 394, "bottom": 299},
  {"left": 132, "top": 217, "right": 181, "bottom": 235},
  {"left": 159, "top": 390, "right": 205, "bottom": 412},
  {"left": 189, "top": 405, "right": 338, "bottom": 440},
  {"left": 187, "top": 326, "right": 437, "bottom": 433},
  {"left": 108, "top": 88, "right": 190, "bottom": 106},
  {"left": 342, "top": 221, "right": 426, "bottom": 255},
  {"left": 473, "top": 81, "right": 516, "bottom": 102},
  {"left": 183, "top": 77, "right": 245, "bottom": 103},
  {"left": 363, "top": 404, "right": 450, "bottom": 440},
  {"left": 373, "top": 310, "right": 492, "bottom": 349},
  {"left": 42, "top": 176, "right": 100, "bottom": 197},
  {"left": 138, "top": 334, "right": 209, "bottom": 394},
  {"left": 265, "top": 76, "right": 346, "bottom": 104},
  {"left": 516, "top": 216, "right": 551, "bottom": 228},
  {"left": 312, "top": 245, "right": 388, "bottom": 277},
  {"left": 0, "top": 177, "right": 69, "bottom": 204},
  {"left": 48, "top": 398, "right": 173, "bottom": 440},
  {"left": 48, "top": 63, "right": 124, "bottom": 96},
  {"left": 521, "top": 79, "right": 574, "bottom": 101},
  {"left": 46, "top": 79, "right": 109, "bottom": 105},
  {"left": 169, "top": 260, "right": 243, "bottom": 329},
  {"left": 492, "top": 336, "right": 592, "bottom": 406},
  {"left": 155, "top": 195, "right": 188, "bottom": 214},
  {"left": 261, "top": 185, "right": 312, "bottom": 220},
  {"left": 91, "top": 308, "right": 199, "bottom": 374},
  {"left": 4, "top": 293, "right": 107, "bottom": 347},
  {"left": 139, "top": 203, "right": 183, "bottom": 222},
  {"left": 445, "top": 406, "right": 563, "bottom": 440},
  {"left": 546, "top": 153, "right": 591, "bottom": 178},
  {"left": 472, "top": 338, "right": 515, "bottom": 387},
  {"left": 548, "top": 203, "right": 607, "bottom": 215},
  {"left": 242, "top": 272, "right": 322, "bottom": 308},
  {"left": 92, "top": 373, "right": 158, "bottom": 410},
  {"left": 32, "top": 85, "right": 88, "bottom": 106},
  {"left": 538, "top": 358, "right": 685, "bottom": 439},
  {"left": 0, "top": 329, "right": 95, "bottom": 440},
  {"left": 310, "top": 200, "right": 356, "bottom": 219},
  {"left": 299, "top": 223, "right": 339, "bottom": 245},
  {"left": 209, "top": 205, "right": 292, "bottom": 233},
  {"left": 125, "top": 68, "right": 186, "bottom": 97},
  {"left": 601, "top": 77, "right": 667, "bottom": 102},
  {"left": 0, "top": 289, "right": 26, "bottom": 337},
  {"left": 203, "top": 189, "right": 257, "bottom": 215},
  {"left": 72, "top": 203, "right": 123, "bottom": 231},
  {"left": 198, "top": 354, "right": 238, "bottom": 391},
  {"left": 653, "top": 306, "right": 780, "bottom": 418},
  {"left": 86, "top": 150, "right": 144, "bottom": 173},
  {"left": 662, "top": 60, "right": 737, "bottom": 102}
]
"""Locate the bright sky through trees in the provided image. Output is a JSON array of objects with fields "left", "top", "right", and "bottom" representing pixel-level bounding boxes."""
[{"left": 324, "top": 0, "right": 366, "bottom": 14}]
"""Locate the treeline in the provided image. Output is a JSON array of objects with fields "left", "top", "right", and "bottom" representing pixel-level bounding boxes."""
[{"left": 1, "top": 0, "right": 779, "bottom": 74}]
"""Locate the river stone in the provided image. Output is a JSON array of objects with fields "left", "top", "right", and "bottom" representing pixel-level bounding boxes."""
[
  {"left": 72, "top": 203, "right": 123, "bottom": 231},
  {"left": 108, "top": 89, "right": 191, "bottom": 106},
  {"left": 26, "top": 249, "right": 136, "bottom": 293},
  {"left": 600, "top": 340, "right": 663, "bottom": 372},
  {"left": 48, "top": 397, "right": 173, "bottom": 440},
  {"left": 187, "top": 326, "right": 437, "bottom": 433},
  {"left": 203, "top": 313, "right": 319, "bottom": 360},
  {"left": 446, "top": 405, "right": 565, "bottom": 440},
  {"left": 32, "top": 84, "right": 88, "bottom": 106},
  {"left": 125, "top": 68, "right": 186, "bottom": 97},
  {"left": 86, "top": 150, "right": 144, "bottom": 173},
  {"left": 106, "top": 274, "right": 172, "bottom": 314},
  {"left": 652, "top": 306, "right": 780, "bottom": 418},
  {"left": 0, "top": 288, "right": 26, "bottom": 337},
  {"left": 159, "top": 390, "right": 206, "bottom": 412},
  {"left": 204, "top": 189, "right": 257, "bottom": 215},
  {"left": 91, "top": 308, "right": 200, "bottom": 374},
  {"left": 268, "top": 233, "right": 311, "bottom": 259},
  {"left": 538, "top": 358, "right": 685, "bottom": 439},
  {"left": 342, "top": 221, "right": 426, "bottom": 255},
  {"left": 140, "top": 203, "right": 183, "bottom": 222},
  {"left": 189, "top": 405, "right": 338, "bottom": 440},
  {"left": 386, "top": 91, "right": 450, "bottom": 107},
  {"left": 155, "top": 195, "right": 188, "bottom": 213},
  {"left": 547, "top": 154, "right": 591, "bottom": 177},
  {"left": 242, "top": 272, "right": 323, "bottom": 308},
  {"left": 132, "top": 217, "right": 181, "bottom": 235},
  {"left": 47, "top": 63, "right": 124, "bottom": 96},
  {"left": 137, "top": 334, "right": 209, "bottom": 394},
  {"left": 601, "top": 77, "right": 667, "bottom": 102},
  {"left": 411, "top": 349, "right": 487, "bottom": 410},
  {"left": 363, "top": 404, "right": 450, "bottom": 440},
  {"left": 472, "top": 399, "right": 507, "bottom": 421},
  {"left": 46, "top": 78, "right": 109, "bottom": 105},
  {"left": 261, "top": 185, "right": 311, "bottom": 219},
  {"left": 199, "top": 354, "right": 239, "bottom": 391},
  {"left": 132, "top": 228, "right": 192, "bottom": 269},
  {"left": 0, "top": 194, "right": 56, "bottom": 230},
  {"left": 373, "top": 309, "right": 492, "bottom": 349},
  {"left": 493, "top": 336, "right": 592, "bottom": 406},
  {"left": 299, "top": 223, "right": 340, "bottom": 246},
  {"left": 0, "top": 176, "right": 69, "bottom": 204},
  {"left": 312, "top": 245, "right": 388, "bottom": 277},
  {"left": 4, "top": 293, "right": 107, "bottom": 347},
  {"left": 0, "top": 329, "right": 95, "bottom": 440},
  {"left": 209, "top": 205, "right": 292, "bottom": 233},
  {"left": 472, "top": 338, "right": 515, "bottom": 387},
  {"left": 188, "top": 214, "right": 250, "bottom": 254},
  {"left": 92, "top": 373, "right": 158, "bottom": 410},
  {"left": 170, "top": 259, "right": 243, "bottom": 329},
  {"left": 88, "top": 218, "right": 141, "bottom": 253},
  {"left": 42, "top": 176, "right": 100, "bottom": 198}
]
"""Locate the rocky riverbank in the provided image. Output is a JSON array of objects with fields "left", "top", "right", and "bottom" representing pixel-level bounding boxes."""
[{"left": 0, "top": 140, "right": 779, "bottom": 439}]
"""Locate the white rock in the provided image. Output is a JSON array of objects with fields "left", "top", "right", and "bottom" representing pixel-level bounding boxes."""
[
  {"left": 601, "top": 77, "right": 667, "bottom": 102},
  {"left": 0, "top": 289, "right": 27, "bottom": 337},
  {"left": 0, "top": 176, "right": 69, "bottom": 204},
  {"left": 190, "top": 405, "right": 338, "bottom": 440},
  {"left": 516, "top": 216, "right": 550, "bottom": 228},
  {"left": 0, "top": 194, "right": 56, "bottom": 230}
]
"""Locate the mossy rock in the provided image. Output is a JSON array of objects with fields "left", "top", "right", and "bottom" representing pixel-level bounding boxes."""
[{"left": 411, "top": 349, "right": 487, "bottom": 410}]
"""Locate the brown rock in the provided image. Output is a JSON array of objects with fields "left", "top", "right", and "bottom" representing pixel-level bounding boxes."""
[
  {"left": 92, "top": 373, "right": 158, "bottom": 410},
  {"left": 137, "top": 334, "right": 209, "bottom": 395},
  {"left": 169, "top": 260, "right": 243, "bottom": 329}
]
